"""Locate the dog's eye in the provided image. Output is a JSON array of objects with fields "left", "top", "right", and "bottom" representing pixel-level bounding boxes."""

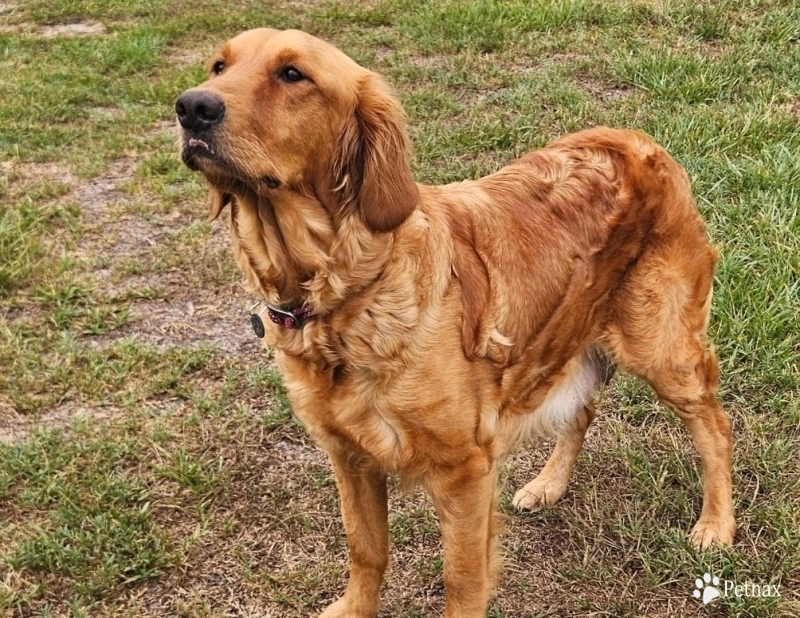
[
  {"left": 279, "top": 66, "right": 305, "bottom": 83},
  {"left": 212, "top": 60, "right": 225, "bottom": 75}
]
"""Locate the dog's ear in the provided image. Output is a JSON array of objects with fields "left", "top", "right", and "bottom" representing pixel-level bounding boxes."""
[
  {"left": 333, "top": 73, "right": 418, "bottom": 232},
  {"left": 208, "top": 187, "right": 233, "bottom": 221}
]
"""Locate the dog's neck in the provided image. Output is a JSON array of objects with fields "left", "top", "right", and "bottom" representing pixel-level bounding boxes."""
[{"left": 227, "top": 185, "right": 394, "bottom": 315}]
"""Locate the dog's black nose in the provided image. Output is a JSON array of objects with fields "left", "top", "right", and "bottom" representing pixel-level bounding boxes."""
[{"left": 175, "top": 90, "right": 225, "bottom": 131}]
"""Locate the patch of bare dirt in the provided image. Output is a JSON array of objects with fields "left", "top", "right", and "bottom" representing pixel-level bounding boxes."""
[
  {"left": 89, "top": 106, "right": 124, "bottom": 120},
  {"left": 71, "top": 157, "right": 136, "bottom": 216},
  {"left": 1, "top": 140, "right": 258, "bottom": 443},
  {"left": 86, "top": 291, "right": 261, "bottom": 358},
  {"left": 593, "top": 84, "right": 633, "bottom": 102},
  {"left": 782, "top": 100, "right": 800, "bottom": 120},
  {"left": 491, "top": 51, "right": 581, "bottom": 76},
  {"left": 0, "top": 23, "right": 25, "bottom": 33},
  {"left": 1, "top": 160, "right": 76, "bottom": 186},
  {"left": 0, "top": 396, "right": 119, "bottom": 444},
  {"left": 0, "top": 395, "right": 21, "bottom": 444},
  {"left": 99, "top": 214, "right": 164, "bottom": 254},
  {"left": 46, "top": 149, "right": 257, "bottom": 360},
  {"left": 699, "top": 39, "right": 724, "bottom": 59},
  {"left": 272, "top": 437, "right": 323, "bottom": 464},
  {"left": 38, "top": 21, "right": 106, "bottom": 38},
  {"left": 165, "top": 50, "right": 205, "bottom": 66},
  {"left": 65, "top": 157, "right": 173, "bottom": 256},
  {"left": 148, "top": 119, "right": 177, "bottom": 138},
  {"left": 577, "top": 76, "right": 634, "bottom": 103},
  {"left": 373, "top": 43, "right": 395, "bottom": 64},
  {"left": 411, "top": 53, "right": 456, "bottom": 70},
  {"left": 65, "top": 164, "right": 255, "bottom": 356}
]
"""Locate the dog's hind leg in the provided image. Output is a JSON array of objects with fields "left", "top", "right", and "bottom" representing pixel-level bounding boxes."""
[
  {"left": 647, "top": 348, "right": 736, "bottom": 548},
  {"left": 605, "top": 242, "right": 736, "bottom": 548},
  {"left": 513, "top": 403, "right": 595, "bottom": 510},
  {"left": 513, "top": 350, "right": 613, "bottom": 511}
]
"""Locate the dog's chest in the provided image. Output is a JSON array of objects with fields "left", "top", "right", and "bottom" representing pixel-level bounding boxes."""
[{"left": 277, "top": 316, "right": 482, "bottom": 474}]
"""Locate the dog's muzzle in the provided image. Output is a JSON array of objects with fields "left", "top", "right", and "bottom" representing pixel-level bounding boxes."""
[{"left": 175, "top": 89, "right": 225, "bottom": 132}]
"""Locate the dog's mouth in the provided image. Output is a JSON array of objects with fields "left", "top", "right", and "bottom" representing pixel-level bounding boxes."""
[
  {"left": 180, "top": 135, "right": 281, "bottom": 191},
  {"left": 187, "top": 137, "right": 214, "bottom": 154},
  {"left": 181, "top": 135, "right": 218, "bottom": 171}
]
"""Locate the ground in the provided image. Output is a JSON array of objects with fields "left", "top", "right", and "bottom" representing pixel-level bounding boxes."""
[{"left": 1, "top": 1, "right": 799, "bottom": 617}]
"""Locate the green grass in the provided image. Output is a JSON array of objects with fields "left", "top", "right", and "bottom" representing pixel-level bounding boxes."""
[
  {"left": 1, "top": 430, "right": 167, "bottom": 598},
  {"left": 0, "top": 0, "right": 798, "bottom": 616}
]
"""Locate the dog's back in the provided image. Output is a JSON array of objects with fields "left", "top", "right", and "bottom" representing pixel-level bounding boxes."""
[{"left": 431, "top": 127, "right": 714, "bottom": 375}]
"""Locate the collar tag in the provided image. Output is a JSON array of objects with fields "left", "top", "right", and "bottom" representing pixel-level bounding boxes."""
[
  {"left": 249, "top": 301, "right": 267, "bottom": 338},
  {"left": 250, "top": 313, "right": 266, "bottom": 338}
]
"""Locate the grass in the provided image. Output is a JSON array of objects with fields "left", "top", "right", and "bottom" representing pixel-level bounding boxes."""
[
  {"left": 0, "top": 0, "right": 798, "bottom": 616},
  {"left": 1, "top": 430, "right": 167, "bottom": 597}
]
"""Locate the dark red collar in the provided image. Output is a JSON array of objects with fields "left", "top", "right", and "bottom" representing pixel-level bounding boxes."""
[
  {"left": 267, "top": 303, "right": 315, "bottom": 329},
  {"left": 250, "top": 301, "right": 315, "bottom": 337}
]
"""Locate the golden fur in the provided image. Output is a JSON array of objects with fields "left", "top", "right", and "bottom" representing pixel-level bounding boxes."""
[{"left": 176, "top": 28, "right": 736, "bottom": 617}]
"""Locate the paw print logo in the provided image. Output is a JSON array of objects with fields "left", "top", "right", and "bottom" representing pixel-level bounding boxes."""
[{"left": 693, "top": 573, "right": 721, "bottom": 605}]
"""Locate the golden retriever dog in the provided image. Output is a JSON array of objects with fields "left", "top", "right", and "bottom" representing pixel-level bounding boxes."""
[{"left": 175, "top": 28, "right": 736, "bottom": 617}]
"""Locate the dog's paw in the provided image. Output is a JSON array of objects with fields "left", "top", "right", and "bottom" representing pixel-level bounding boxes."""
[
  {"left": 319, "top": 597, "right": 376, "bottom": 618},
  {"left": 319, "top": 598, "right": 347, "bottom": 618},
  {"left": 689, "top": 517, "right": 736, "bottom": 549},
  {"left": 319, "top": 598, "right": 351, "bottom": 618},
  {"left": 512, "top": 477, "right": 567, "bottom": 511}
]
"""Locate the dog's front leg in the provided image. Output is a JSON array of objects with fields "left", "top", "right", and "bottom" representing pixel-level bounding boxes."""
[
  {"left": 429, "top": 459, "right": 500, "bottom": 618},
  {"left": 320, "top": 451, "right": 388, "bottom": 618}
]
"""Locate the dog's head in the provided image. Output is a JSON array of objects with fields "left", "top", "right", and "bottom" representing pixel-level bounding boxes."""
[{"left": 175, "top": 28, "right": 418, "bottom": 232}]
